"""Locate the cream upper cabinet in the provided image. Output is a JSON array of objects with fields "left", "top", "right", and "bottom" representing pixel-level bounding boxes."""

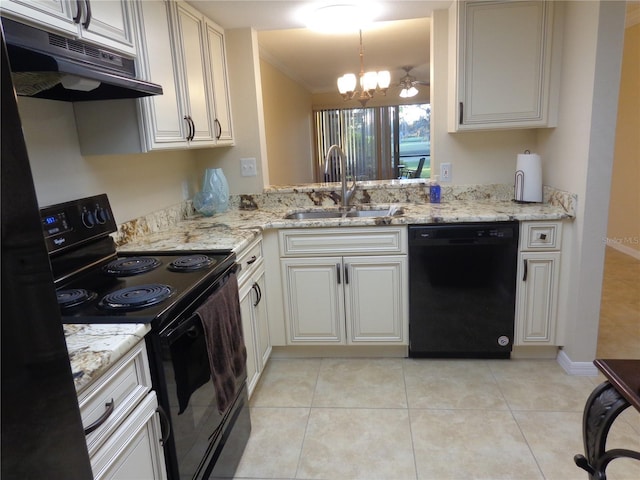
[
  {"left": 74, "top": 0, "right": 234, "bottom": 154},
  {"left": 1, "top": 0, "right": 137, "bottom": 55},
  {"left": 515, "top": 221, "right": 563, "bottom": 345},
  {"left": 448, "top": 0, "right": 561, "bottom": 131},
  {"left": 279, "top": 227, "right": 408, "bottom": 345}
]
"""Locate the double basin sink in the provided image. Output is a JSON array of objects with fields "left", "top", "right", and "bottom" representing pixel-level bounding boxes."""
[{"left": 284, "top": 206, "right": 404, "bottom": 220}]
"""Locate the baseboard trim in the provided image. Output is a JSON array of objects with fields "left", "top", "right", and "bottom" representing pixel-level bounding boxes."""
[
  {"left": 556, "top": 349, "right": 598, "bottom": 376},
  {"left": 606, "top": 238, "right": 640, "bottom": 260}
]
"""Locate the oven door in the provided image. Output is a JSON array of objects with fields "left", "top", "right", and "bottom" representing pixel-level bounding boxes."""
[{"left": 158, "top": 310, "right": 247, "bottom": 479}]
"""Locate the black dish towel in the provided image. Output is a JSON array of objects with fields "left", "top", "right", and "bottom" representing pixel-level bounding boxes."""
[{"left": 195, "top": 273, "right": 246, "bottom": 414}]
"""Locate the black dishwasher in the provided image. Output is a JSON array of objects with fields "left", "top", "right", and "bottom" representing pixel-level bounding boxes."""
[{"left": 408, "top": 222, "right": 519, "bottom": 358}]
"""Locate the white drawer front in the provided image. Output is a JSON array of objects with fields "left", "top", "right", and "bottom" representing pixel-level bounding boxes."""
[
  {"left": 279, "top": 227, "right": 407, "bottom": 257},
  {"left": 237, "top": 236, "right": 263, "bottom": 284},
  {"left": 79, "top": 342, "right": 152, "bottom": 456},
  {"left": 522, "top": 222, "right": 562, "bottom": 250}
]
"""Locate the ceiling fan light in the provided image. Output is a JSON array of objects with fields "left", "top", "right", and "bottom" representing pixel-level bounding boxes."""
[
  {"left": 377, "top": 70, "right": 391, "bottom": 89},
  {"left": 399, "top": 86, "right": 419, "bottom": 98},
  {"left": 338, "top": 73, "right": 357, "bottom": 94}
]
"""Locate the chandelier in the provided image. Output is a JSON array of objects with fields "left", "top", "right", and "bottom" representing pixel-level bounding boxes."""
[{"left": 337, "top": 30, "right": 390, "bottom": 107}]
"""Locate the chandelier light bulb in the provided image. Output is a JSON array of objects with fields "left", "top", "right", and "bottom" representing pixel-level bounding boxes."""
[
  {"left": 338, "top": 73, "right": 357, "bottom": 94},
  {"left": 361, "top": 71, "right": 378, "bottom": 92},
  {"left": 377, "top": 70, "right": 391, "bottom": 91}
]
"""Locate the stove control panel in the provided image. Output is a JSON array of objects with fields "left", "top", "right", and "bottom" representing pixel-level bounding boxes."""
[{"left": 40, "top": 194, "right": 117, "bottom": 254}]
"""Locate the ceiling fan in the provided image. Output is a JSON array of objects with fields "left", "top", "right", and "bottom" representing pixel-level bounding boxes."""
[{"left": 398, "top": 66, "right": 429, "bottom": 98}]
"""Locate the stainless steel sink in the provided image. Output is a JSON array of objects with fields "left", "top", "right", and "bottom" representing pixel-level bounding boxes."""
[{"left": 284, "top": 207, "right": 404, "bottom": 220}]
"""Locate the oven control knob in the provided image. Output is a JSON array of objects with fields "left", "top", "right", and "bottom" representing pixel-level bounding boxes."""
[
  {"left": 95, "top": 208, "right": 108, "bottom": 224},
  {"left": 82, "top": 210, "right": 95, "bottom": 228}
]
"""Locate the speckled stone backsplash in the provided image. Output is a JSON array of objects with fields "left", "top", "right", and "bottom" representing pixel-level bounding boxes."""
[{"left": 113, "top": 181, "right": 576, "bottom": 246}]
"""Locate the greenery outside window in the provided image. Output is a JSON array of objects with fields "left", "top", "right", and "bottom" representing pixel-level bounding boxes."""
[{"left": 314, "top": 104, "right": 430, "bottom": 182}]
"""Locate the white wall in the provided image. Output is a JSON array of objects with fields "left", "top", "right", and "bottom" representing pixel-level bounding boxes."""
[
  {"left": 18, "top": 97, "right": 197, "bottom": 223},
  {"left": 260, "top": 58, "right": 315, "bottom": 185},
  {"left": 536, "top": 1, "right": 626, "bottom": 363}
]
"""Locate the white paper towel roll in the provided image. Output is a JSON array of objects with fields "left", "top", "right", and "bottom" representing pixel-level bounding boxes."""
[{"left": 514, "top": 153, "right": 542, "bottom": 202}]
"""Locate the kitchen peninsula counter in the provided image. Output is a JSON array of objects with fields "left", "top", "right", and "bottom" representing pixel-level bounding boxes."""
[{"left": 66, "top": 182, "right": 576, "bottom": 392}]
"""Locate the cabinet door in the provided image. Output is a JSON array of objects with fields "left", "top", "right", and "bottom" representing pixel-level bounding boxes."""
[
  {"left": 281, "top": 257, "right": 345, "bottom": 343},
  {"left": 205, "top": 19, "right": 234, "bottom": 144},
  {"left": 0, "top": 0, "right": 77, "bottom": 35},
  {"left": 173, "top": 1, "right": 215, "bottom": 144},
  {"left": 515, "top": 252, "right": 560, "bottom": 345},
  {"left": 239, "top": 279, "right": 259, "bottom": 396},
  {"left": 79, "top": 0, "right": 136, "bottom": 56},
  {"left": 344, "top": 256, "right": 408, "bottom": 343},
  {"left": 253, "top": 270, "right": 271, "bottom": 368},
  {"left": 453, "top": 0, "right": 555, "bottom": 130},
  {"left": 137, "top": 0, "right": 188, "bottom": 149},
  {"left": 91, "top": 393, "right": 167, "bottom": 480}
]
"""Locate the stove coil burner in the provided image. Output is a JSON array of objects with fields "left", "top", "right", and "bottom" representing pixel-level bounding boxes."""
[
  {"left": 57, "top": 288, "right": 97, "bottom": 309},
  {"left": 98, "top": 284, "right": 175, "bottom": 311},
  {"left": 103, "top": 256, "right": 162, "bottom": 276},
  {"left": 168, "top": 254, "right": 216, "bottom": 272}
]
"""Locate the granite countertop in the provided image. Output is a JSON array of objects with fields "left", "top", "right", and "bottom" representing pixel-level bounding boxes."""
[
  {"left": 117, "top": 199, "right": 573, "bottom": 253},
  {"left": 65, "top": 323, "right": 151, "bottom": 394}
]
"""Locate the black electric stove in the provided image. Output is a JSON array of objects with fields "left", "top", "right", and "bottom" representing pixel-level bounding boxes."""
[
  {"left": 41, "top": 194, "right": 236, "bottom": 330},
  {"left": 40, "top": 194, "right": 250, "bottom": 480}
]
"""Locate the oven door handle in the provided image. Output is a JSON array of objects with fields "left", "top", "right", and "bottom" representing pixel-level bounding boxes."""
[{"left": 156, "top": 404, "right": 171, "bottom": 446}]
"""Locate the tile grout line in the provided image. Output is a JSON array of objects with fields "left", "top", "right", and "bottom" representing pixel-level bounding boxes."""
[
  {"left": 292, "top": 358, "right": 323, "bottom": 479},
  {"left": 488, "top": 360, "right": 546, "bottom": 480},
  {"left": 401, "top": 359, "right": 420, "bottom": 480}
]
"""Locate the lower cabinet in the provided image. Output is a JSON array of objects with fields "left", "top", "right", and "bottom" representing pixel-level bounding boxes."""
[
  {"left": 237, "top": 236, "right": 271, "bottom": 396},
  {"left": 78, "top": 340, "right": 167, "bottom": 479},
  {"left": 515, "top": 221, "right": 563, "bottom": 346},
  {"left": 279, "top": 227, "right": 408, "bottom": 346}
]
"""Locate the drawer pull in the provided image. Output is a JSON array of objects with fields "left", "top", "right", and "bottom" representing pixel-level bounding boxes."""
[
  {"left": 156, "top": 405, "right": 171, "bottom": 446},
  {"left": 246, "top": 255, "right": 257, "bottom": 265},
  {"left": 84, "top": 398, "right": 114, "bottom": 435},
  {"left": 539, "top": 233, "right": 547, "bottom": 240}
]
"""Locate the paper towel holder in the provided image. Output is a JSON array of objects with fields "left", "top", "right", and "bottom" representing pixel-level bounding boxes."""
[{"left": 514, "top": 150, "right": 543, "bottom": 203}]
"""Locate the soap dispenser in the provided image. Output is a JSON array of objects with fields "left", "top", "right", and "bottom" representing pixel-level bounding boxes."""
[{"left": 430, "top": 175, "right": 441, "bottom": 203}]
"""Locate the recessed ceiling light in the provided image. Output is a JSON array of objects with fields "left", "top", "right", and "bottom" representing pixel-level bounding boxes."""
[{"left": 303, "top": 3, "right": 381, "bottom": 33}]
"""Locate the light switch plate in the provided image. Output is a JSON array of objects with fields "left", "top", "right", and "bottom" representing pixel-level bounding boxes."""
[
  {"left": 440, "top": 162, "right": 452, "bottom": 182},
  {"left": 241, "top": 157, "right": 257, "bottom": 177}
]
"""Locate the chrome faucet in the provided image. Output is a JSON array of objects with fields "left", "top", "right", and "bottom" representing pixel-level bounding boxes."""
[{"left": 325, "top": 144, "right": 357, "bottom": 210}]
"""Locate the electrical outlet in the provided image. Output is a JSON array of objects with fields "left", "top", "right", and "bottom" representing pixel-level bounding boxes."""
[
  {"left": 240, "top": 157, "right": 257, "bottom": 177},
  {"left": 440, "top": 162, "right": 452, "bottom": 182},
  {"left": 181, "top": 180, "right": 190, "bottom": 200}
]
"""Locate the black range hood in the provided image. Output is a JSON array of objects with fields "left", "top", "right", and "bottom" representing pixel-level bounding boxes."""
[{"left": 1, "top": 17, "right": 162, "bottom": 102}]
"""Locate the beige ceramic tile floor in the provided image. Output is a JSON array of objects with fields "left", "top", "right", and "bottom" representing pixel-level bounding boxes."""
[{"left": 230, "top": 247, "right": 639, "bottom": 480}]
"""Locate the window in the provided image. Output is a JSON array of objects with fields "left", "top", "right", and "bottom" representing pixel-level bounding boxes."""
[{"left": 314, "top": 104, "right": 430, "bottom": 182}]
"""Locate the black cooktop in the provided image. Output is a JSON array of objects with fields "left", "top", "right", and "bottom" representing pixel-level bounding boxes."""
[{"left": 56, "top": 251, "right": 236, "bottom": 326}]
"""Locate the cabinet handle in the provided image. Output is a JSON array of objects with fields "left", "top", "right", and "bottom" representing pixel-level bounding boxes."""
[
  {"left": 459, "top": 102, "right": 464, "bottom": 125},
  {"left": 344, "top": 264, "right": 349, "bottom": 284},
  {"left": 189, "top": 117, "right": 196, "bottom": 140},
  {"left": 184, "top": 116, "right": 194, "bottom": 141},
  {"left": 73, "top": 0, "right": 82, "bottom": 23},
  {"left": 82, "top": 0, "right": 92, "bottom": 29},
  {"left": 336, "top": 264, "right": 341, "bottom": 284},
  {"left": 215, "top": 118, "right": 222, "bottom": 140},
  {"left": 252, "top": 282, "right": 262, "bottom": 307},
  {"left": 156, "top": 405, "right": 171, "bottom": 447},
  {"left": 246, "top": 255, "right": 257, "bottom": 266},
  {"left": 83, "top": 398, "right": 114, "bottom": 435},
  {"left": 523, "top": 259, "right": 528, "bottom": 282}
]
